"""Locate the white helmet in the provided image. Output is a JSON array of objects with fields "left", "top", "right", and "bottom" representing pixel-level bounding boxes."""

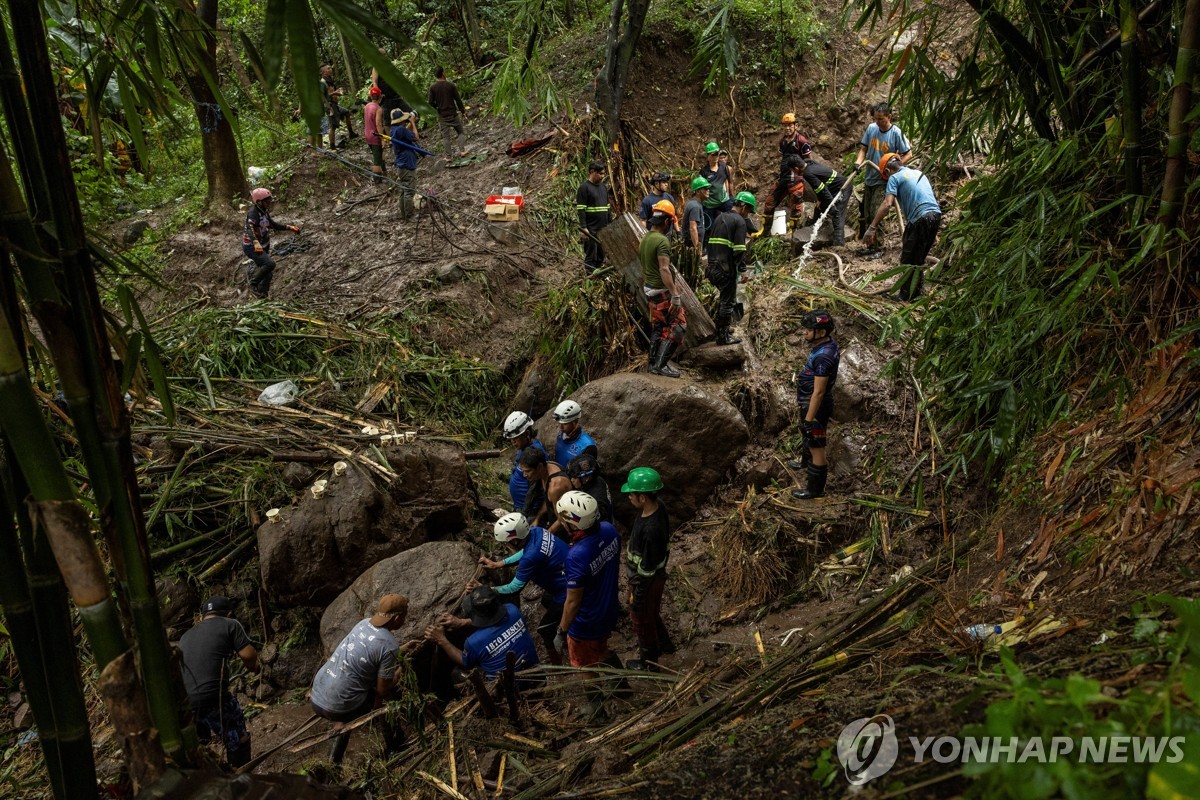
[
  {"left": 503, "top": 411, "right": 534, "bottom": 439},
  {"left": 556, "top": 490, "right": 599, "bottom": 531},
  {"left": 493, "top": 512, "right": 531, "bottom": 543},
  {"left": 553, "top": 400, "right": 582, "bottom": 423}
]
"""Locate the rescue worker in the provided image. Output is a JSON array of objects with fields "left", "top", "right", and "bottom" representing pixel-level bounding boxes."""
[
  {"left": 641, "top": 199, "right": 686, "bottom": 377},
  {"left": 680, "top": 176, "right": 711, "bottom": 283},
  {"left": 518, "top": 447, "right": 571, "bottom": 529},
  {"left": 242, "top": 188, "right": 300, "bottom": 299},
  {"left": 425, "top": 586, "right": 540, "bottom": 686},
  {"left": 799, "top": 155, "right": 849, "bottom": 247},
  {"left": 789, "top": 310, "right": 840, "bottom": 500},
  {"left": 864, "top": 153, "right": 942, "bottom": 300},
  {"left": 854, "top": 102, "right": 912, "bottom": 254},
  {"left": 699, "top": 142, "right": 735, "bottom": 232},
  {"left": 364, "top": 85, "right": 387, "bottom": 184},
  {"left": 638, "top": 171, "right": 675, "bottom": 226},
  {"left": 567, "top": 453, "right": 613, "bottom": 524},
  {"left": 475, "top": 512, "right": 568, "bottom": 664},
  {"left": 504, "top": 411, "right": 547, "bottom": 511},
  {"left": 552, "top": 400, "right": 598, "bottom": 466},
  {"left": 621, "top": 468, "right": 676, "bottom": 671},
  {"left": 389, "top": 108, "right": 421, "bottom": 220},
  {"left": 178, "top": 596, "right": 260, "bottom": 768},
  {"left": 576, "top": 161, "right": 612, "bottom": 274},
  {"left": 310, "top": 594, "right": 419, "bottom": 763},
  {"left": 428, "top": 66, "right": 467, "bottom": 158},
  {"left": 554, "top": 491, "right": 623, "bottom": 721},
  {"left": 706, "top": 192, "right": 757, "bottom": 346},
  {"left": 779, "top": 112, "right": 810, "bottom": 163},
  {"left": 764, "top": 142, "right": 812, "bottom": 221}
]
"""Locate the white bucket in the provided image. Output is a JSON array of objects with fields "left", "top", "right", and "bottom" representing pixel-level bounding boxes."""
[
  {"left": 333, "top": 461, "right": 348, "bottom": 476},
  {"left": 771, "top": 208, "right": 788, "bottom": 236},
  {"left": 266, "top": 508, "right": 281, "bottom": 523}
]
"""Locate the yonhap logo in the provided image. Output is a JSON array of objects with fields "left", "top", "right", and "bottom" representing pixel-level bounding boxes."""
[{"left": 836, "top": 714, "right": 899, "bottom": 785}]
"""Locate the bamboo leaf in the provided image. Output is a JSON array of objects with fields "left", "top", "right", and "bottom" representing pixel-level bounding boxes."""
[
  {"left": 260, "top": 0, "right": 287, "bottom": 87},
  {"left": 287, "top": 0, "right": 324, "bottom": 136}
]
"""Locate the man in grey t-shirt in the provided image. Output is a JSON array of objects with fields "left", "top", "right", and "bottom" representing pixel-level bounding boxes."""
[
  {"left": 311, "top": 594, "right": 416, "bottom": 763},
  {"left": 680, "top": 176, "right": 711, "bottom": 282}
]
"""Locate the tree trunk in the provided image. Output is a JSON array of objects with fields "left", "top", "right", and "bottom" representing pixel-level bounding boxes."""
[
  {"left": 595, "top": 0, "right": 651, "bottom": 144},
  {"left": 459, "top": 0, "right": 482, "bottom": 64},
  {"left": 181, "top": 0, "right": 246, "bottom": 208},
  {"left": 337, "top": 31, "right": 360, "bottom": 93},
  {"left": 219, "top": 28, "right": 264, "bottom": 116},
  {"left": 1158, "top": 0, "right": 1200, "bottom": 231},
  {"left": 1120, "top": 0, "right": 1143, "bottom": 198}
]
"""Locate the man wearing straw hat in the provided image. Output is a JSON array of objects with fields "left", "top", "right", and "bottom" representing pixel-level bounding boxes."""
[{"left": 310, "top": 594, "right": 417, "bottom": 763}]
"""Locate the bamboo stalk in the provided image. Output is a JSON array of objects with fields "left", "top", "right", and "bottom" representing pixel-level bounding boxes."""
[
  {"left": 448, "top": 720, "right": 459, "bottom": 792},
  {"left": 1158, "top": 0, "right": 1200, "bottom": 232},
  {"left": 1120, "top": 0, "right": 1144, "bottom": 197}
]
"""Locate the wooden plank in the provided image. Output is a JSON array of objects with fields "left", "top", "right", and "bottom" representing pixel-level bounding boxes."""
[{"left": 596, "top": 213, "right": 715, "bottom": 347}]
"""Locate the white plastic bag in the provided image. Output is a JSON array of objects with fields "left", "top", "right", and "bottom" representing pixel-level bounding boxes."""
[{"left": 257, "top": 380, "right": 299, "bottom": 405}]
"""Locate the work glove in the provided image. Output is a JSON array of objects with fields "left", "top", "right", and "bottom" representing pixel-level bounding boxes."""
[
  {"left": 629, "top": 578, "right": 648, "bottom": 614},
  {"left": 801, "top": 419, "right": 817, "bottom": 434},
  {"left": 253, "top": 243, "right": 264, "bottom": 253},
  {"left": 289, "top": 225, "right": 301, "bottom": 233},
  {"left": 553, "top": 628, "right": 567, "bottom": 654}
]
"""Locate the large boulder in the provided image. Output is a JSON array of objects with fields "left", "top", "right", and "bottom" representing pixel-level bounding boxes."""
[
  {"left": 535, "top": 374, "right": 750, "bottom": 523},
  {"left": 258, "top": 442, "right": 474, "bottom": 607},
  {"left": 319, "top": 540, "right": 479, "bottom": 655}
]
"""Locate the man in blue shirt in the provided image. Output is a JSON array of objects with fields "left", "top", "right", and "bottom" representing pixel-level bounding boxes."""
[
  {"left": 554, "top": 491, "right": 622, "bottom": 720},
  {"left": 425, "top": 586, "right": 540, "bottom": 687},
  {"left": 864, "top": 154, "right": 943, "bottom": 300},
  {"left": 638, "top": 171, "right": 675, "bottom": 228},
  {"left": 854, "top": 103, "right": 912, "bottom": 253},
  {"left": 552, "top": 399, "right": 598, "bottom": 467},
  {"left": 788, "top": 310, "right": 840, "bottom": 500},
  {"left": 389, "top": 109, "right": 421, "bottom": 220},
  {"left": 504, "top": 411, "right": 547, "bottom": 511},
  {"left": 475, "top": 512, "right": 568, "bottom": 664}
]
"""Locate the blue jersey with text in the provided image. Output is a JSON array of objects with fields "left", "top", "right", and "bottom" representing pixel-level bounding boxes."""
[
  {"left": 885, "top": 167, "right": 941, "bottom": 225},
  {"left": 512, "top": 526, "right": 568, "bottom": 603},
  {"left": 461, "top": 604, "right": 540, "bottom": 679},
  {"left": 565, "top": 522, "right": 621, "bottom": 640},
  {"left": 509, "top": 438, "right": 547, "bottom": 509},
  {"left": 555, "top": 428, "right": 597, "bottom": 468}
]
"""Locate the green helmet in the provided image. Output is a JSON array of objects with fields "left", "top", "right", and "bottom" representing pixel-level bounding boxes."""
[
  {"left": 705, "top": 141, "right": 720, "bottom": 155},
  {"left": 691, "top": 176, "right": 712, "bottom": 191},
  {"left": 621, "top": 466, "right": 664, "bottom": 493},
  {"left": 734, "top": 191, "right": 757, "bottom": 211}
]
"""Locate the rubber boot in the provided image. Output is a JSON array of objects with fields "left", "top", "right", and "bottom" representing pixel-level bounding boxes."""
[
  {"left": 580, "top": 685, "right": 608, "bottom": 724},
  {"left": 625, "top": 647, "right": 661, "bottom": 672},
  {"left": 601, "top": 651, "right": 633, "bottom": 697},
  {"left": 715, "top": 321, "right": 742, "bottom": 346},
  {"left": 329, "top": 730, "right": 351, "bottom": 764},
  {"left": 647, "top": 331, "right": 662, "bottom": 374},
  {"left": 791, "top": 464, "right": 828, "bottom": 500},
  {"left": 652, "top": 339, "right": 680, "bottom": 378},
  {"left": 786, "top": 446, "right": 811, "bottom": 472}
]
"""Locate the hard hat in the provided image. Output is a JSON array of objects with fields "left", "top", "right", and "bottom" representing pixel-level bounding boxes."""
[
  {"left": 879, "top": 153, "right": 902, "bottom": 174},
  {"left": 368, "top": 86, "right": 382, "bottom": 97},
  {"left": 650, "top": 171, "right": 670, "bottom": 183},
  {"left": 250, "top": 188, "right": 273, "bottom": 202},
  {"left": 493, "top": 512, "right": 532, "bottom": 543},
  {"left": 556, "top": 490, "right": 599, "bottom": 531},
  {"left": 782, "top": 112, "right": 797, "bottom": 124},
  {"left": 567, "top": 453, "right": 600, "bottom": 482},
  {"left": 503, "top": 411, "right": 534, "bottom": 439},
  {"left": 801, "top": 309, "right": 835, "bottom": 331},
  {"left": 621, "top": 466, "right": 664, "bottom": 493},
  {"left": 691, "top": 176, "right": 712, "bottom": 191},
  {"left": 734, "top": 191, "right": 758, "bottom": 211},
  {"left": 652, "top": 199, "right": 677, "bottom": 222},
  {"left": 553, "top": 399, "right": 582, "bottom": 423},
  {"left": 705, "top": 141, "right": 720, "bottom": 154}
]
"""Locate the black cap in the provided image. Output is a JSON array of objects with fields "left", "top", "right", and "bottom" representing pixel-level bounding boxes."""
[
  {"left": 801, "top": 310, "right": 834, "bottom": 332},
  {"left": 651, "top": 171, "right": 670, "bottom": 183},
  {"left": 567, "top": 453, "right": 599, "bottom": 482},
  {"left": 461, "top": 586, "right": 506, "bottom": 628},
  {"left": 202, "top": 596, "right": 231, "bottom": 615}
]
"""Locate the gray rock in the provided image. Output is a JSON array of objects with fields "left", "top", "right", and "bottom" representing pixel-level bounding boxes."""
[
  {"left": 828, "top": 433, "right": 866, "bottom": 483},
  {"left": 434, "top": 262, "right": 465, "bottom": 284},
  {"left": 156, "top": 575, "right": 197, "bottom": 634},
  {"left": 680, "top": 342, "right": 746, "bottom": 371},
  {"left": 319, "top": 540, "right": 479, "bottom": 655},
  {"left": 123, "top": 220, "right": 150, "bottom": 245},
  {"left": 510, "top": 361, "right": 552, "bottom": 420},
  {"left": 535, "top": 374, "right": 750, "bottom": 523},
  {"left": 257, "top": 442, "right": 475, "bottom": 607},
  {"left": 280, "top": 461, "right": 318, "bottom": 489}
]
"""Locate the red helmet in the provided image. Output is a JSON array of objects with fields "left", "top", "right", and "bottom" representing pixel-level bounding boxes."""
[
  {"left": 250, "top": 187, "right": 272, "bottom": 202},
  {"left": 368, "top": 86, "right": 382, "bottom": 98}
]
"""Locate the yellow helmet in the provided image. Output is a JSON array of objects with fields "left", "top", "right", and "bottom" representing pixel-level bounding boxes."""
[{"left": 782, "top": 112, "right": 797, "bottom": 124}]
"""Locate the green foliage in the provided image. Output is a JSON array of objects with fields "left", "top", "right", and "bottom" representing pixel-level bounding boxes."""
[
  {"left": 962, "top": 596, "right": 1200, "bottom": 799},
  {"left": 886, "top": 136, "right": 1153, "bottom": 478},
  {"left": 535, "top": 275, "right": 640, "bottom": 397}
]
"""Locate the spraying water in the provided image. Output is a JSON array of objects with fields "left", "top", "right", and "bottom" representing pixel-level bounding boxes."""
[{"left": 789, "top": 163, "right": 865, "bottom": 279}]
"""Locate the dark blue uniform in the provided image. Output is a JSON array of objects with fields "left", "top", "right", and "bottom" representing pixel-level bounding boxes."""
[{"left": 797, "top": 338, "right": 840, "bottom": 446}]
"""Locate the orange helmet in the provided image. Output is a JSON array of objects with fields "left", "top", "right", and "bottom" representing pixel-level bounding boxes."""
[
  {"left": 652, "top": 199, "right": 677, "bottom": 222},
  {"left": 879, "top": 153, "right": 903, "bottom": 174},
  {"left": 782, "top": 112, "right": 797, "bottom": 124}
]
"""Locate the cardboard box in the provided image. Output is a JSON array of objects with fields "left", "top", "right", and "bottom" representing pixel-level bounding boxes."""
[{"left": 486, "top": 203, "right": 520, "bottom": 222}]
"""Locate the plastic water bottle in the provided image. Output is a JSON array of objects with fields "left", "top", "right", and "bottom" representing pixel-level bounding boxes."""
[{"left": 962, "top": 624, "right": 1003, "bottom": 640}]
